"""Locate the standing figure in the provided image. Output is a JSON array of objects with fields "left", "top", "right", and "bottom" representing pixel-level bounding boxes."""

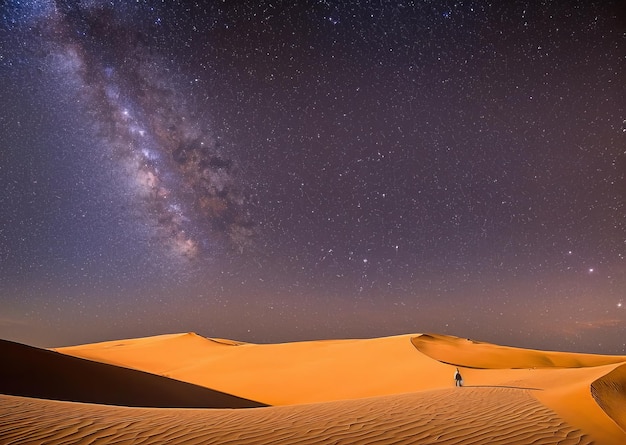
[{"left": 454, "top": 368, "right": 463, "bottom": 387}]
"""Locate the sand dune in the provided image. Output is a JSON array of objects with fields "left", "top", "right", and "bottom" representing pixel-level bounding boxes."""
[
  {"left": 0, "top": 387, "right": 593, "bottom": 445},
  {"left": 411, "top": 333, "right": 626, "bottom": 369},
  {"left": 0, "top": 339, "right": 265, "bottom": 408},
  {"left": 56, "top": 332, "right": 454, "bottom": 405},
  {"left": 2, "top": 332, "right": 625, "bottom": 444},
  {"left": 591, "top": 363, "right": 626, "bottom": 431},
  {"left": 409, "top": 333, "right": 626, "bottom": 445}
]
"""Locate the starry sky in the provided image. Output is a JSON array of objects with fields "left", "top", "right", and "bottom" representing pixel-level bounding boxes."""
[{"left": 1, "top": 0, "right": 624, "bottom": 353}]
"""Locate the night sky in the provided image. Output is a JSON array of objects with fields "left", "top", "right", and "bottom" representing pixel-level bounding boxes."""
[{"left": 1, "top": 1, "right": 624, "bottom": 353}]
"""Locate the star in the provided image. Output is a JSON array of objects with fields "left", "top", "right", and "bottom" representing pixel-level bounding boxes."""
[{"left": 1, "top": 0, "right": 623, "bottom": 353}]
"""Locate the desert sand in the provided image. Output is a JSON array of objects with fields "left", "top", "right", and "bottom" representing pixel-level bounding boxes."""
[
  {"left": 0, "top": 339, "right": 264, "bottom": 408},
  {"left": 1, "top": 332, "right": 625, "bottom": 444}
]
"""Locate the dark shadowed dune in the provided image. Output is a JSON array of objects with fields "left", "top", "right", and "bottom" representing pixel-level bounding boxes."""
[
  {"left": 0, "top": 339, "right": 266, "bottom": 408},
  {"left": 591, "top": 363, "right": 626, "bottom": 433}
]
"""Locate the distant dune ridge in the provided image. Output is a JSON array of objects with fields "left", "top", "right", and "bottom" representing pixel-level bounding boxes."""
[
  {"left": 411, "top": 333, "right": 625, "bottom": 369},
  {"left": 1, "top": 332, "right": 625, "bottom": 444}
]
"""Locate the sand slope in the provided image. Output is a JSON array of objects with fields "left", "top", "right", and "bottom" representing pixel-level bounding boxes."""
[
  {"left": 2, "top": 332, "right": 625, "bottom": 444},
  {"left": 0, "top": 339, "right": 265, "bottom": 408},
  {"left": 411, "top": 333, "right": 625, "bottom": 369},
  {"left": 409, "top": 333, "right": 626, "bottom": 445},
  {"left": 0, "top": 387, "right": 593, "bottom": 445},
  {"left": 591, "top": 363, "right": 626, "bottom": 432},
  {"left": 56, "top": 332, "right": 453, "bottom": 405}
]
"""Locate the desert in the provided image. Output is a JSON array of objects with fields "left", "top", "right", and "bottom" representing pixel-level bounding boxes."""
[
  {"left": 3, "top": 2, "right": 624, "bottom": 444},
  {"left": 1, "top": 332, "right": 625, "bottom": 444}
]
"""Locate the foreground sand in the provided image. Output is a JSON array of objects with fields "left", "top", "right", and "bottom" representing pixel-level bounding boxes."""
[
  {"left": 1, "top": 332, "right": 624, "bottom": 444},
  {"left": 0, "top": 387, "right": 594, "bottom": 445}
]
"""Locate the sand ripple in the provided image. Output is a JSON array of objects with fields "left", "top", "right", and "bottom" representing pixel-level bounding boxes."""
[{"left": 1, "top": 387, "right": 591, "bottom": 445}]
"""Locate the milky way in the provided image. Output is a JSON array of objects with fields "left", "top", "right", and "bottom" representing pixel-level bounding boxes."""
[
  {"left": 33, "top": 2, "right": 255, "bottom": 260},
  {"left": 1, "top": 0, "right": 624, "bottom": 353}
]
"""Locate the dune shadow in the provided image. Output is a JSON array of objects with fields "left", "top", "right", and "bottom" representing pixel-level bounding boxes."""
[
  {"left": 591, "top": 363, "right": 626, "bottom": 432},
  {"left": 0, "top": 339, "right": 267, "bottom": 408}
]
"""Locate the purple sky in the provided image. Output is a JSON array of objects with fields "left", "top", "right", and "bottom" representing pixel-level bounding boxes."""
[{"left": 1, "top": 0, "right": 624, "bottom": 353}]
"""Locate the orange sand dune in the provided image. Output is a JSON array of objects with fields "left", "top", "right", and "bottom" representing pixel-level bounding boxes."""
[
  {"left": 51, "top": 332, "right": 626, "bottom": 444},
  {"left": 57, "top": 332, "right": 452, "bottom": 405},
  {"left": 56, "top": 332, "right": 626, "bottom": 406},
  {"left": 0, "top": 332, "right": 617, "bottom": 444},
  {"left": 0, "top": 386, "right": 596, "bottom": 445},
  {"left": 409, "top": 333, "right": 626, "bottom": 444},
  {"left": 411, "top": 333, "right": 626, "bottom": 369},
  {"left": 0, "top": 339, "right": 265, "bottom": 408},
  {"left": 55, "top": 332, "right": 247, "bottom": 377}
]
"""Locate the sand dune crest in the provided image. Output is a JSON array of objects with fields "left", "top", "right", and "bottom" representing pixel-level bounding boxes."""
[
  {"left": 411, "top": 333, "right": 626, "bottom": 369},
  {"left": 56, "top": 333, "right": 447, "bottom": 405}
]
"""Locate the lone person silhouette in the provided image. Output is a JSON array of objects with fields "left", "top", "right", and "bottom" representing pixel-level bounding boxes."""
[{"left": 454, "top": 368, "right": 463, "bottom": 387}]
